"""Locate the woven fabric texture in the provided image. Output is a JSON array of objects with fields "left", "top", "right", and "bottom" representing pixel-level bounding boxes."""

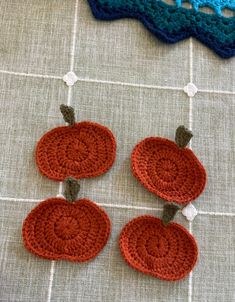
[{"left": 0, "top": 0, "right": 234, "bottom": 301}]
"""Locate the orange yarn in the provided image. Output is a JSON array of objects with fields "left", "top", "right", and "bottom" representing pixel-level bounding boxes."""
[
  {"left": 132, "top": 137, "right": 206, "bottom": 205},
  {"left": 22, "top": 198, "right": 111, "bottom": 262},
  {"left": 119, "top": 216, "right": 198, "bottom": 281},
  {"left": 36, "top": 121, "right": 116, "bottom": 181}
]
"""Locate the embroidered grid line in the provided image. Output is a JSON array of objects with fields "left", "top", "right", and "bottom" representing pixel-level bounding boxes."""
[
  {"left": 0, "top": 69, "right": 234, "bottom": 95},
  {"left": 46, "top": 0, "right": 79, "bottom": 301},
  {"left": 70, "top": 0, "right": 79, "bottom": 73},
  {"left": 0, "top": 69, "right": 61, "bottom": 80},
  {"left": 188, "top": 38, "right": 193, "bottom": 302},
  {"left": 0, "top": 196, "right": 234, "bottom": 216},
  {"left": 189, "top": 38, "right": 193, "bottom": 84},
  {"left": 188, "top": 224, "right": 193, "bottom": 302},
  {"left": 46, "top": 260, "right": 55, "bottom": 302}
]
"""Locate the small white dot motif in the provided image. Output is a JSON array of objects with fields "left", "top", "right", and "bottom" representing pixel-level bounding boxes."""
[
  {"left": 182, "top": 203, "right": 198, "bottom": 221},
  {"left": 183, "top": 82, "right": 198, "bottom": 97},
  {"left": 63, "top": 71, "right": 78, "bottom": 86},
  {"left": 56, "top": 193, "right": 64, "bottom": 198}
]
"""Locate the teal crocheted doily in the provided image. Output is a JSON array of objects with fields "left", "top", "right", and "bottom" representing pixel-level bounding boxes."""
[{"left": 87, "top": 0, "right": 235, "bottom": 58}]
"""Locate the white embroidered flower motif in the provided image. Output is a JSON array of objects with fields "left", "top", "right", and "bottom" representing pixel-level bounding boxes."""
[
  {"left": 182, "top": 203, "right": 198, "bottom": 221},
  {"left": 183, "top": 82, "right": 198, "bottom": 97},
  {"left": 63, "top": 71, "right": 78, "bottom": 86}
]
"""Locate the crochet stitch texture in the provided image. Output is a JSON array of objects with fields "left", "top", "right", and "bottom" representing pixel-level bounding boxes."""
[
  {"left": 176, "top": 0, "right": 235, "bottom": 15},
  {"left": 119, "top": 216, "right": 198, "bottom": 281},
  {"left": 22, "top": 198, "right": 111, "bottom": 261},
  {"left": 36, "top": 121, "right": 116, "bottom": 181},
  {"left": 87, "top": 0, "right": 235, "bottom": 58},
  {"left": 131, "top": 137, "right": 206, "bottom": 204}
]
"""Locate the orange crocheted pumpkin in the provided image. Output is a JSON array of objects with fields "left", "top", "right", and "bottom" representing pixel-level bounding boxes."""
[
  {"left": 119, "top": 204, "right": 198, "bottom": 281},
  {"left": 36, "top": 105, "right": 116, "bottom": 181},
  {"left": 22, "top": 178, "right": 110, "bottom": 262},
  {"left": 131, "top": 126, "right": 206, "bottom": 205}
]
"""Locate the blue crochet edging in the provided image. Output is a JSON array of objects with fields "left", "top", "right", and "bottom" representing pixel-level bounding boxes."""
[{"left": 86, "top": 0, "right": 235, "bottom": 58}]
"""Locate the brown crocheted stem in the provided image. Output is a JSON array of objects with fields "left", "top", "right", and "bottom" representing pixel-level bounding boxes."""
[
  {"left": 162, "top": 203, "right": 180, "bottom": 226},
  {"left": 175, "top": 125, "right": 193, "bottom": 148},
  {"left": 64, "top": 177, "right": 80, "bottom": 202},
  {"left": 60, "top": 104, "right": 76, "bottom": 126}
]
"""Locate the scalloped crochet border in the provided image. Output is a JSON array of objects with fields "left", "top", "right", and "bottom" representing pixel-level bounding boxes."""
[{"left": 87, "top": 0, "right": 235, "bottom": 58}]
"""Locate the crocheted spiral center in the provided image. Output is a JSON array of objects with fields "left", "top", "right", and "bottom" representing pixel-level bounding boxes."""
[
  {"left": 67, "top": 140, "right": 89, "bottom": 162},
  {"left": 145, "top": 235, "right": 169, "bottom": 258},
  {"left": 119, "top": 216, "right": 198, "bottom": 281},
  {"left": 155, "top": 158, "right": 178, "bottom": 182},
  {"left": 54, "top": 216, "right": 80, "bottom": 240}
]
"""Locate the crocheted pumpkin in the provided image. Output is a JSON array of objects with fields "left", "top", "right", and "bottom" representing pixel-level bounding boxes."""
[
  {"left": 22, "top": 178, "right": 110, "bottom": 262},
  {"left": 119, "top": 204, "right": 198, "bottom": 281},
  {"left": 36, "top": 105, "right": 116, "bottom": 181},
  {"left": 131, "top": 126, "right": 206, "bottom": 205}
]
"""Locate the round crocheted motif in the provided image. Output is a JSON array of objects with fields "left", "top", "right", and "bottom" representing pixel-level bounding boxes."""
[
  {"left": 36, "top": 121, "right": 116, "bottom": 181},
  {"left": 131, "top": 137, "right": 206, "bottom": 205},
  {"left": 22, "top": 198, "right": 111, "bottom": 262},
  {"left": 119, "top": 216, "right": 198, "bottom": 281}
]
